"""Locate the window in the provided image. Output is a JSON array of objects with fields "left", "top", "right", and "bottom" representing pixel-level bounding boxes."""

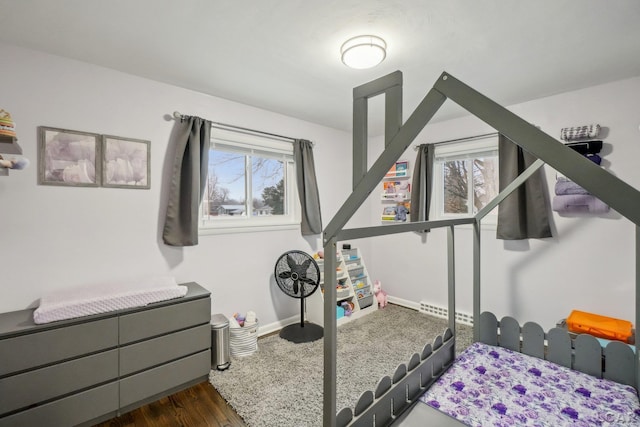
[
  {"left": 432, "top": 135, "right": 499, "bottom": 223},
  {"left": 199, "top": 127, "right": 299, "bottom": 234}
]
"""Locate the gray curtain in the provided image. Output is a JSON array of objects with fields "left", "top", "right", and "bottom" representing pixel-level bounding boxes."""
[
  {"left": 410, "top": 144, "right": 434, "bottom": 224},
  {"left": 293, "top": 139, "right": 322, "bottom": 235},
  {"left": 497, "top": 134, "right": 552, "bottom": 240},
  {"left": 162, "top": 116, "right": 211, "bottom": 246}
]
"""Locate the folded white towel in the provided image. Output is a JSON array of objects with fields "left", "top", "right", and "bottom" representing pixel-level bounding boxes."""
[
  {"left": 560, "top": 124, "right": 601, "bottom": 141},
  {"left": 245, "top": 310, "right": 257, "bottom": 324}
]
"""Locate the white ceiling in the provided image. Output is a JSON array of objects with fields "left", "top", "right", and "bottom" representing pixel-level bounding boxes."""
[{"left": 1, "top": 0, "right": 640, "bottom": 135}]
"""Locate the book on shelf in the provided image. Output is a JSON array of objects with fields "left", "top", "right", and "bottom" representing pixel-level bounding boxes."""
[
  {"left": 381, "top": 201, "right": 411, "bottom": 222},
  {"left": 382, "top": 181, "right": 410, "bottom": 200},
  {"left": 385, "top": 160, "right": 409, "bottom": 178}
]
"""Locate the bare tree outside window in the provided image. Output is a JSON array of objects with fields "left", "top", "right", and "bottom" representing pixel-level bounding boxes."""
[
  {"left": 203, "top": 150, "right": 285, "bottom": 218},
  {"left": 473, "top": 157, "right": 498, "bottom": 212},
  {"left": 443, "top": 160, "right": 468, "bottom": 214},
  {"left": 443, "top": 156, "right": 499, "bottom": 216}
]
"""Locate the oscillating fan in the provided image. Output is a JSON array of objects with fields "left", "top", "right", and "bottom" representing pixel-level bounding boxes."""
[{"left": 274, "top": 250, "right": 323, "bottom": 343}]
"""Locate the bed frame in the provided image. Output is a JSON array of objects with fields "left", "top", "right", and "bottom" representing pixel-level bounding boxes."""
[{"left": 321, "top": 71, "right": 640, "bottom": 426}]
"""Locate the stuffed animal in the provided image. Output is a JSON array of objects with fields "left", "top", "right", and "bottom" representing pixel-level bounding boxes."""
[
  {"left": 394, "top": 203, "right": 408, "bottom": 222},
  {"left": 340, "top": 301, "right": 353, "bottom": 316},
  {"left": 0, "top": 155, "right": 29, "bottom": 170},
  {"left": 373, "top": 280, "right": 388, "bottom": 308}
]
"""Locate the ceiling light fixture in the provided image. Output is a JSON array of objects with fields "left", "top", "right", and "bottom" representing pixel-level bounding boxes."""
[{"left": 340, "top": 35, "right": 387, "bottom": 69}]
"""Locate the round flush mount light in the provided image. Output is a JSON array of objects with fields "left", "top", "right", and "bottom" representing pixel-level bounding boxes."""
[{"left": 340, "top": 35, "right": 387, "bottom": 69}]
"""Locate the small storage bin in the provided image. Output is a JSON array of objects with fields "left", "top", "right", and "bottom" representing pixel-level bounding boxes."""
[
  {"left": 358, "top": 295, "right": 374, "bottom": 309},
  {"left": 336, "top": 287, "right": 350, "bottom": 299},
  {"left": 355, "top": 288, "right": 371, "bottom": 299},
  {"left": 342, "top": 248, "right": 358, "bottom": 261},
  {"left": 229, "top": 321, "right": 259, "bottom": 357},
  {"left": 348, "top": 266, "right": 364, "bottom": 279},
  {"left": 352, "top": 278, "right": 367, "bottom": 290}
]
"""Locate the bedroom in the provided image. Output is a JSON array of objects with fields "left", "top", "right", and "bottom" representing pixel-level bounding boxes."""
[{"left": 1, "top": 1, "right": 640, "bottom": 426}]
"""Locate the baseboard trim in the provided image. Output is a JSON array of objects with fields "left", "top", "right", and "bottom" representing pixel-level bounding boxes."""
[
  {"left": 258, "top": 314, "right": 299, "bottom": 337},
  {"left": 387, "top": 296, "right": 420, "bottom": 311}
]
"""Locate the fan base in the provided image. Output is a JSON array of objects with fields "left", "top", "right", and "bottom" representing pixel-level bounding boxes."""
[{"left": 279, "top": 322, "right": 323, "bottom": 343}]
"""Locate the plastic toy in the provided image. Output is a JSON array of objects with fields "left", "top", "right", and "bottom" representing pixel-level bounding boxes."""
[
  {"left": 233, "top": 312, "right": 246, "bottom": 327},
  {"left": 567, "top": 310, "right": 634, "bottom": 342},
  {"left": 373, "top": 280, "right": 388, "bottom": 308}
]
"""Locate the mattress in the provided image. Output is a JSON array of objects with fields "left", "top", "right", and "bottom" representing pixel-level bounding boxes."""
[
  {"left": 419, "top": 342, "right": 640, "bottom": 426},
  {"left": 33, "top": 276, "right": 188, "bottom": 324}
]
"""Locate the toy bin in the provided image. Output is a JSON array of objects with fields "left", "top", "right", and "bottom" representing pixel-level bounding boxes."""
[
  {"left": 358, "top": 294, "right": 374, "bottom": 309},
  {"left": 352, "top": 278, "right": 367, "bottom": 290},
  {"left": 229, "top": 321, "right": 259, "bottom": 357},
  {"left": 342, "top": 248, "right": 359, "bottom": 261},
  {"left": 348, "top": 266, "right": 364, "bottom": 279},
  {"left": 567, "top": 310, "right": 633, "bottom": 342},
  {"left": 336, "top": 287, "right": 350, "bottom": 299}
]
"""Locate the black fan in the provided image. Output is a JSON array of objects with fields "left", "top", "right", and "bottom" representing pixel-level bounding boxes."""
[{"left": 274, "top": 250, "right": 323, "bottom": 343}]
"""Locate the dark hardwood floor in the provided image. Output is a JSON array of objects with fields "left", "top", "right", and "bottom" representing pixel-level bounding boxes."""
[{"left": 94, "top": 382, "right": 246, "bottom": 427}]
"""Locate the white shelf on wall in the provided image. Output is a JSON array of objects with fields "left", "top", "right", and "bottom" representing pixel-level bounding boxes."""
[
  {"left": 307, "top": 246, "right": 377, "bottom": 327},
  {"left": 380, "top": 159, "right": 411, "bottom": 222}
]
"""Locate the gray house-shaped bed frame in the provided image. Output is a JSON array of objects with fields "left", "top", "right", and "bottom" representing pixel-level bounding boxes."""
[{"left": 321, "top": 71, "right": 640, "bottom": 426}]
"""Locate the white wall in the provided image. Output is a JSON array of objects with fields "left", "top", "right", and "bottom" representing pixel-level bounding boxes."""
[
  {"left": 0, "top": 43, "right": 371, "bottom": 327},
  {"left": 3, "top": 41, "right": 639, "bottom": 333},
  {"left": 366, "top": 75, "right": 640, "bottom": 330}
]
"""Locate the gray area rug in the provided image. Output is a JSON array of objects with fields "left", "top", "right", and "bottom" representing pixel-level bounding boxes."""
[{"left": 209, "top": 304, "right": 472, "bottom": 427}]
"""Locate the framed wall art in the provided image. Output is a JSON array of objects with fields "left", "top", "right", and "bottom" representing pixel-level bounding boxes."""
[
  {"left": 102, "top": 135, "right": 150, "bottom": 189},
  {"left": 38, "top": 126, "right": 101, "bottom": 187}
]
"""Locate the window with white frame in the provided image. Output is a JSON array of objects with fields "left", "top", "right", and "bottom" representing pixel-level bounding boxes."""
[
  {"left": 199, "top": 127, "right": 299, "bottom": 233},
  {"left": 432, "top": 135, "right": 499, "bottom": 222}
]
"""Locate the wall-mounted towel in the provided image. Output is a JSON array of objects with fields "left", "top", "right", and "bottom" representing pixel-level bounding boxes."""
[
  {"left": 564, "top": 140, "right": 603, "bottom": 155},
  {"left": 584, "top": 153, "right": 602, "bottom": 165},
  {"left": 552, "top": 194, "right": 609, "bottom": 214},
  {"left": 555, "top": 180, "right": 589, "bottom": 196},
  {"left": 560, "top": 124, "right": 601, "bottom": 141}
]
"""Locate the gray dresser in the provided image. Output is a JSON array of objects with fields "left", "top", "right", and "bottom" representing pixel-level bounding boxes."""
[{"left": 0, "top": 282, "right": 211, "bottom": 427}]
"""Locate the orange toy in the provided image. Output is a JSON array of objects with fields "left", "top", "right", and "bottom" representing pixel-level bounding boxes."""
[{"left": 567, "top": 310, "right": 633, "bottom": 342}]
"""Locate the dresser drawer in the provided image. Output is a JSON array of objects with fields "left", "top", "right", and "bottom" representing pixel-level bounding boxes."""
[
  {"left": 0, "top": 381, "right": 118, "bottom": 427},
  {"left": 0, "top": 317, "right": 118, "bottom": 376},
  {"left": 120, "top": 324, "right": 210, "bottom": 376},
  {"left": 119, "top": 349, "right": 210, "bottom": 408},
  {"left": 0, "top": 349, "right": 118, "bottom": 416},
  {"left": 119, "top": 297, "right": 210, "bottom": 344}
]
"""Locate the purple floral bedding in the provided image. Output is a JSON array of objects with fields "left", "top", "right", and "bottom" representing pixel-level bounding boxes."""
[{"left": 419, "top": 342, "right": 640, "bottom": 426}]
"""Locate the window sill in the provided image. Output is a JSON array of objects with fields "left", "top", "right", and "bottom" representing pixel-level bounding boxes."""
[{"left": 199, "top": 222, "right": 300, "bottom": 235}]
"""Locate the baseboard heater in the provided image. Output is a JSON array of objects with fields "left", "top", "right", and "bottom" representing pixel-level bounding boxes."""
[{"left": 419, "top": 301, "right": 473, "bottom": 326}]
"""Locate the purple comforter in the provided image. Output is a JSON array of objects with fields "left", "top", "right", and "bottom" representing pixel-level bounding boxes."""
[{"left": 419, "top": 342, "right": 640, "bottom": 426}]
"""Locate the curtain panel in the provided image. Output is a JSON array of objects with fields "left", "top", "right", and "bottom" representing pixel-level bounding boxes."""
[
  {"left": 162, "top": 116, "right": 211, "bottom": 246},
  {"left": 496, "top": 134, "right": 552, "bottom": 240},
  {"left": 294, "top": 139, "right": 322, "bottom": 235},
  {"left": 410, "top": 144, "right": 434, "bottom": 225}
]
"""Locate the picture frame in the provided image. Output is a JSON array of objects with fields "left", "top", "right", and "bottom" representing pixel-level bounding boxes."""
[
  {"left": 38, "top": 126, "right": 101, "bottom": 187},
  {"left": 102, "top": 135, "right": 150, "bottom": 189}
]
